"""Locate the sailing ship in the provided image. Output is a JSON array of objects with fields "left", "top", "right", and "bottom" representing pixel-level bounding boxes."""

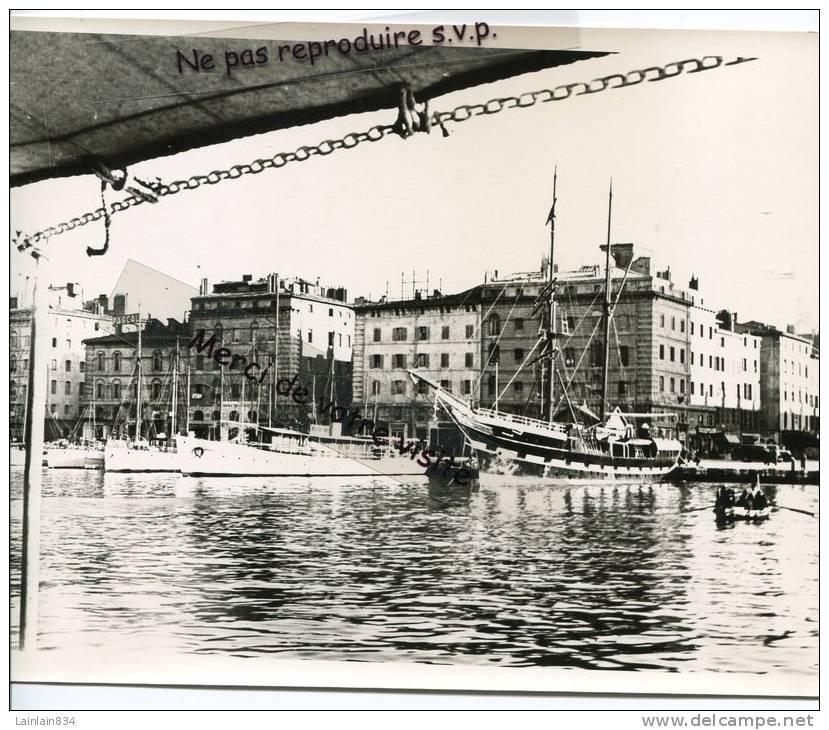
[{"left": 410, "top": 175, "right": 683, "bottom": 485}]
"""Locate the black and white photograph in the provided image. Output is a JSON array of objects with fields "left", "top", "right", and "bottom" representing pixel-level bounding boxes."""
[{"left": 8, "top": 10, "right": 819, "bottom": 711}]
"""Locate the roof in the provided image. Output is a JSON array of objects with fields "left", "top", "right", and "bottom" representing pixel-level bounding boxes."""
[
  {"left": 11, "top": 29, "right": 608, "bottom": 185},
  {"left": 83, "top": 317, "right": 190, "bottom": 347},
  {"left": 353, "top": 285, "right": 482, "bottom": 312}
]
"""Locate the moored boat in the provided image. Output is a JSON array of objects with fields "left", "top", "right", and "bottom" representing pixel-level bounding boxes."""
[{"left": 177, "top": 426, "right": 426, "bottom": 479}]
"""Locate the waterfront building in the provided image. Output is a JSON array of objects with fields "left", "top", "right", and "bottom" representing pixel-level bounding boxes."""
[
  {"left": 352, "top": 287, "right": 483, "bottom": 442},
  {"left": 188, "top": 273, "right": 353, "bottom": 437},
  {"left": 81, "top": 317, "right": 190, "bottom": 440},
  {"left": 480, "top": 244, "right": 766, "bottom": 449},
  {"left": 737, "top": 321, "right": 819, "bottom": 440},
  {"left": 10, "top": 285, "right": 114, "bottom": 441}
]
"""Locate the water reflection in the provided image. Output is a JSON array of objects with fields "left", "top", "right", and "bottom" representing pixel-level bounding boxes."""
[{"left": 9, "top": 469, "right": 818, "bottom": 675}]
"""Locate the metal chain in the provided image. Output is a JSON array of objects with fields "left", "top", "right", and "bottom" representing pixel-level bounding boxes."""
[{"left": 14, "top": 55, "right": 755, "bottom": 257}]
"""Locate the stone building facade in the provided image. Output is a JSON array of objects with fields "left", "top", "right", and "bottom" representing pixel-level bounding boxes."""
[
  {"left": 187, "top": 274, "right": 353, "bottom": 438},
  {"left": 738, "top": 321, "right": 819, "bottom": 439},
  {"left": 352, "top": 287, "right": 482, "bottom": 442},
  {"left": 10, "top": 287, "right": 114, "bottom": 441},
  {"left": 81, "top": 318, "right": 190, "bottom": 440}
]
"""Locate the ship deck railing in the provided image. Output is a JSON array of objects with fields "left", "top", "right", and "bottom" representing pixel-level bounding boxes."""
[{"left": 474, "top": 408, "right": 571, "bottom": 436}]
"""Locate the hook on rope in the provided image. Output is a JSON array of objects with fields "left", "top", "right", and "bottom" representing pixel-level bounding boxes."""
[
  {"left": 94, "top": 160, "right": 162, "bottom": 203},
  {"left": 86, "top": 179, "right": 110, "bottom": 257}
]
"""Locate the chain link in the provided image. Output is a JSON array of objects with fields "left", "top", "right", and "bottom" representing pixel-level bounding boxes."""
[{"left": 14, "top": 55, "right": 754, "bottom": 255}]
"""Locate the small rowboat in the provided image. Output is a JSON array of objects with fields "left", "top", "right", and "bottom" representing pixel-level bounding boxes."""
[{"left": 714, "top": 506, "right": 771, "bottom": 523}]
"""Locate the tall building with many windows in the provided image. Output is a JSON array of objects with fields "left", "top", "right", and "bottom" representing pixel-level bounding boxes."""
[
  {"left": 10, "top": 286, "right": 114, "bottom": 441},
  {"left": 187, "top": 273, "right": 353, "bottom": 437},
  {"left": 352, "top": 287, "right": 482, "bottom": 442},
  {"left": 737, "top": 321, "right": 819, "bottom": 439}
]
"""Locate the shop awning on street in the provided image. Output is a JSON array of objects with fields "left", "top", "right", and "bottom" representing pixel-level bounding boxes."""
[{"left": 10, "top": 30, "right": 608, "bottom": 186}]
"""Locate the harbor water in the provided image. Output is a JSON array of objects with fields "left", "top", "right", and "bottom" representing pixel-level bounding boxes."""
[{"left": 10, "top": 468, "right": 818, "bottom": 676}]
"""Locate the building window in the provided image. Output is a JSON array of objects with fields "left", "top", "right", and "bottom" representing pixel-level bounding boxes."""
[
  {"left": 52, "top": 337, "right": 57, "bottom": 348},
  {"left": 153, "top": 351, "right": 163, "bottom": 371},
  {"left": 328, "top": 308, "right": 334, "bottom": 317},
  {"left": 709, "top": 384, "right": 713, "bottom": 397},
  {"left": 660, "top": 314, "right": 665, "bottom": 328},
  {"left": 460, "top": 379, "right": 471, "bottom": 395},
  {"left": 465, "top": 353, "right": 474, "bottom": 368},
  {"left": 370, "top": 354, "right": 384, "bottom": 369},
  {"left": 680, "top": 349, "right": 685, "bottom": 365},
  {"left": 391, "top": 379, "right": 406, "bottom": 396},
  {"left": 440, "top": 380, "right": 452, "bottom": 392},
  {"left": 79, "top": 382, "right": 85, "bottom": 397},
  {"left": 415, "top": 353, "right": 430, "bottom": 368},
  {"left": 618, "top": 381, "right": 627, "bottom": 396},
  {"left": 440, "top": 353, "right": 449, "bottom": 368},
  {"left": 64, "top": 381, "right": 71, "bottom": 395},
  {"left": 659, "top": 344, "right": 665, "bottom": 360},
  {"left": 514, "top": 348, "right": 524, "bottom": 363},
  {"left": 416, "top": 326, "right": 430, "bottom": 341},
  {"left": 196, "top": 355, "right": 204, "bottom": 371},
  {"left": 307, "top": 330, "right": 313, "bottom": 343},
  {"left": 487, "top": 344, "right": 500, "bottom": 366},
  {"left": 96, "top": 381, "right": 104, "bottom": 399},
  {"left": 514, "top": 318, "right": 524, "bottom": 331},
  {"left": 680, "top": 320, "right": 685, "bottom": 333},
  {"left": 328, "top": 332, "right": 335, "bottom": 347},
  {"left": 691, "top": 322, "right": 695, "bottom": 335},
  {"left": 486, "top": 315, "right": 501, "bottom": 337},
  {"left": 669, "top": 346, "right": 675, "bottom": 362},
  {"left": 50, "top": 404, "right": 56, "bottom": 415},
  {"left": 392, "top": 327, "right": 408, "bottom": 341},
  {"left": 691, "top": 382, "right": 695, "bottom": 395},
  {"left": 659, "top": 376, "right": 665, "bottom": 392},
  {"left": 514, "top": 381, "right": 524, "bottom": 395},
  {"left": 721, "top": 336, "right": 725, "bottom": 347},
  {"left": 619, "top": 346, "right": 629, "bottom": 367},
  {"left": 465, "top": 325, "right": 474, "bottom": 339},
  {"left": 441, "top": 326, "right": 449, "bottom": 340},
  {"left": 709, "top": 327, "right": 713, "bottom": 339},
  {"left": 112, "top": 380, "right": 121, "bottom": 400},
  {"left": 680, "top": 379, "right": 685, "bottom": 394},
  {"left": 564, "top": 347, "right": 576, "bottom": 367},
  {"left": 151, "top": 380, "right": 162, "bottom": 400},
  {"left": 113, "top": 351, "right": 121, "bottom": 372},
  {"left": 487, "top": 375, "right": 496, "bottom": 396},
  {"left": 63, "top": 359, "right": 71, "bottom": 372},
  {"left": 193, "top": 410, "right": 204, "bottom": 421},
  {"left": 373, "top": 328, "right": 381, "bottom": 342},
  {"left": 9, "top": 355, "right": 16, "bottom": 373},
  {"left": 371, "top": 381, "right": 381, "bottom": 396},
  {"left": 671, "top": 316, "right": 675, "bottom": 331},
  {"left": 709, "top": 355, "right": 713, "bottom": 368},
  {"left": 670, "top": 377, "right": 675, "bottom": 393}
]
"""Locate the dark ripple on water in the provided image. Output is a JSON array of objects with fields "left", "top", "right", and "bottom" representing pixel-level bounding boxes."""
[{"left": 9, "top": 470, "right": 818, "bottom": 673}]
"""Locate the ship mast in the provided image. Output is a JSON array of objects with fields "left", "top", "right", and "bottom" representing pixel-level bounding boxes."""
[
  {"left": 600, "top": 180, "right": 614, "bottom": 421},
  {"left": 545, "top": 167, "right": 558, "bottom": 423}
]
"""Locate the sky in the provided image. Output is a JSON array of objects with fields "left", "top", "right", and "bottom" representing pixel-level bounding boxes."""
[{"left": 10, "top": 23, "right": 818, "bottom": 333}]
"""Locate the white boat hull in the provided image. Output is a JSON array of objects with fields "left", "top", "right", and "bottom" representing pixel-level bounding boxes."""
[
  {"left": 104, "top": 443, "right": 180, "bottom": 472},
  {"left": 45, "top": 447, "right": 103, "bottom": 469},
  {"left": 176, "top": 435, "right": 427, "bottom": 479}
]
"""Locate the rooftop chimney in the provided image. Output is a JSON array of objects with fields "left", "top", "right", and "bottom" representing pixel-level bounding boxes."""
[
  {"left": 199, "top": 277, "right": 208, "bottom": 296},
  {"left": 610, "top": 243, "right": 634, "bottom": 270},
  {"left": 689, "top": 275, "right": 699, "bottom": 291}
]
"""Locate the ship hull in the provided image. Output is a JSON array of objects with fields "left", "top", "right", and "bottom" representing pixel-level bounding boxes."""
[
  {"left": 104, "top": 442, "right": 179, "bottom": 473},
  {"left": 441, "top": 400, "right": 679, "bottom": 485},
  {"left": 176, "top": 435, "right": 426, "bottom": 479},
  {"left": 45, "top": 447, "right": 103, "bottom": 469}
]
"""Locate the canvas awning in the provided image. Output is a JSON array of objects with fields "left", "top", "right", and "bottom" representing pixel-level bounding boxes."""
[{"left": 10, "top": 30, "right": 608, "bottom": 186}]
